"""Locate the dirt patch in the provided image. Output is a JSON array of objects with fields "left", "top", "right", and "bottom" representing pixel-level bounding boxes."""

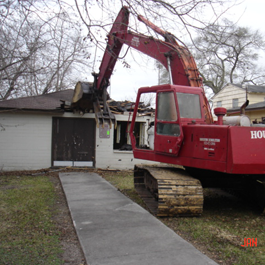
[
  {"left": 208, "top": 225, "right": 241, "bottom": 247},
  {"left": 49, "top": 173, "right": 87, "bottom": 265}
]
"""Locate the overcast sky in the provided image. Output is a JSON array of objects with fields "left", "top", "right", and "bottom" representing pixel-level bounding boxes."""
[{"left": 87, "top": 0, "right": 265, "bottom": 101}]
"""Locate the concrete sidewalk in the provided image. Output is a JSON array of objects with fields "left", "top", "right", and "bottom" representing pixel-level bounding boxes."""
[{"left": 59, "top": 172, "right": 218, "bottom": 265}]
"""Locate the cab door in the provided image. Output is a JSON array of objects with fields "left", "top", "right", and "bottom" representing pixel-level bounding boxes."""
[{"left": 154, "top": 90, "right": 184, "bottom": 155}]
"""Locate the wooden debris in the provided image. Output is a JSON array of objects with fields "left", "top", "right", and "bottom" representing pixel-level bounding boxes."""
[
  {"left": 62, "top": 95, "right": 154, "bottom": 117},
  {"left": 107, "top": 99, "right": 154, "bottom": 116}
]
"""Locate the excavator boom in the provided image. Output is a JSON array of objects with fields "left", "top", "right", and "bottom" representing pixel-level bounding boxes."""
[
  {"left": 71, "top": 6, "right": 212, "bottom": 124},
  {"left": 95, "top": 7, "right": 129, "bottom": 91}
]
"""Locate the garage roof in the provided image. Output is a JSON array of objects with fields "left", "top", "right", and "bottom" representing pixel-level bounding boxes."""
[{"left": 0, "top": 90, "right": 74, "bottom": 112}]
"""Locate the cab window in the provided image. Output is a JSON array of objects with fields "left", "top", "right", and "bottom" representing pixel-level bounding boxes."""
[{"left": 177, "top": 92, "right": 201, "bottom": 119}]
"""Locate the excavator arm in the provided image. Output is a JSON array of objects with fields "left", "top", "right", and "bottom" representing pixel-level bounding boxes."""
[
  {"left": 71, "top": 6, "right": 212, "bottom": 124},
  {"left": 95, "top": 6, "right": 129, "bottom": 92},
  {"left": 97, "top": 6, "right": 203, "bottom": 89}
]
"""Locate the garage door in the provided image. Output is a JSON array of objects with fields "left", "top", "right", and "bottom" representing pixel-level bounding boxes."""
[{"left": 52, "top": 117, "right": 95, "bottom": 167}]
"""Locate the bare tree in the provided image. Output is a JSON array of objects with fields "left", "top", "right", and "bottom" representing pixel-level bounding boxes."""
[
  {"left": 191, "top": 19, "right": 265, "bottom": 94},
  {"left": 0, "top": 0, "right": 91, "bottom": 99},
  {"left": 74, "top": 0, "right": 238, "bottom": 57},
  {"left": 39, "top": 12, "right": 91, "bottom": 95},
  {"left": 0, "top": 7, "right": 47, "bottom": 99}
]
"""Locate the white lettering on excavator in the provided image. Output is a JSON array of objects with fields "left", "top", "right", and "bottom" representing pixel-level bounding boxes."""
[
  {"left": 251, "top": 130, "right": 265, "bottom": 139},
  {"left": 204, "top": 147, "right": 214, "bottom": 151},
  {"left": 200, "top": 138, "right": 220, "bottom": 146},
  {"left": 131, "top": 36, "right": 140, "bottom": 47},
  {"left": 200, "top": 138, "right": 220, "bottom": 142}
]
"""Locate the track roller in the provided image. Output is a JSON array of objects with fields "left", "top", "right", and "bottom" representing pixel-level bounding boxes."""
[{"left": 134, "top": 164, "right": 203, "bottom": 217}]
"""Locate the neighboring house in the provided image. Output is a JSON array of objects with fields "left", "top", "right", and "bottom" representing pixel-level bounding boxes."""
[
  {"left": 0, "top": 90, "right": 155, "bottom": 171},
  {"left": 211, "top": 84, "right": 265, "bottom": 123}
]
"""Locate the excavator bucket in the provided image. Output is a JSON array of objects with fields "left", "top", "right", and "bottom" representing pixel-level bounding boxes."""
[{"left": 71, "top": 81, "right": 116, "bottom": 128}]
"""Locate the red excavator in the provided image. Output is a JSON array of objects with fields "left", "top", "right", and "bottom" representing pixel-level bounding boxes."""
[{"left": 72, "top": 6, "right": 265, "bottom": 216}]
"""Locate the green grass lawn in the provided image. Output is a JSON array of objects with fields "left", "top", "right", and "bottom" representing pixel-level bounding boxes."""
[{"left": 0, "top": 175, "right": 62, "bottom": 265}]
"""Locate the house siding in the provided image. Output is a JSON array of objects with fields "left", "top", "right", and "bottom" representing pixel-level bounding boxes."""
[
  {"left": 0, "top": 112, "right": 53, "bottom": 171},
  {"left": 211, "top": 84, "right": 265, "bottom": 123},
  {"left": 212, "top": 84, "right": 246, "bottom": 109},
  {"left": 248, "top": 93, "right": 265, "bottom": 104},
  {"left": 0, "top": 112, "right": 156, "bottom": 171},
  {"left": 245, "top": 109, "right": 265, "bottom": 122}
]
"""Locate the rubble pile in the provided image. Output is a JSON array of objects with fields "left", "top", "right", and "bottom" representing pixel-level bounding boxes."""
[{"left": 107, "top": 100, "right": 154, "bottom": 116}]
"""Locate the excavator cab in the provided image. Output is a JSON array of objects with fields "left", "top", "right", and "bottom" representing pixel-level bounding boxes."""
[
  {"left": 130, "top": 83, "right": 207, "bottom": 216},
  {"left": 130, "top": 84, "right": 206, "bottom": 161}
]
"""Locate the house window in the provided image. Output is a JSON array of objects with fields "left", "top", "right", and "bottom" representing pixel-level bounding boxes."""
[
  {"left": 232, "top": 98, "right": 239, "bottom": 108},
  {"left": 217, "top": 101, "right": 222, "bottom": 107},
  {"left": 113, "top": 121, "right": 145, "bottom": 150}
]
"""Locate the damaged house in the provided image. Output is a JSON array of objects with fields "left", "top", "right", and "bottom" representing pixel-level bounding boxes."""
[{"left": 0, "top": 90, "right": 155, "bottom": 171}]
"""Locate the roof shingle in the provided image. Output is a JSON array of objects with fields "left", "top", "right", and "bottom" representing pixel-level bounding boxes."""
[{"left": 0, "top": 90, "right": 74, "bottom": 111}]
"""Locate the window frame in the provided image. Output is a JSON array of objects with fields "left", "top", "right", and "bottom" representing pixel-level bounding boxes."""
[
  {"left": 113, "top": 121, "right": 145, "bottom": 150},
  {"left": 232, "top": 98, "right": 239, "bottom": 108},
  {"left": 217, "top": 101, "right": 222, "bottom": 107}
]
